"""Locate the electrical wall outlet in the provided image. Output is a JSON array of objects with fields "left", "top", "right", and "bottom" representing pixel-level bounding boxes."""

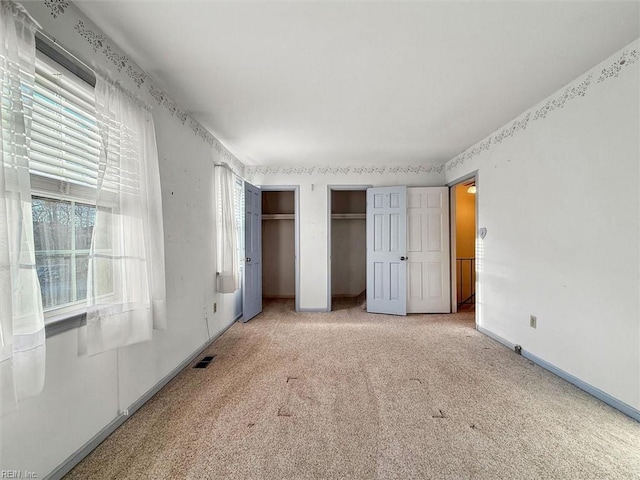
[
  {"left": 214, "top": 302, "right": 217, "bottom": 313},
  {"left": 530, "top": 315, "right": 537, "bottom": 329}
]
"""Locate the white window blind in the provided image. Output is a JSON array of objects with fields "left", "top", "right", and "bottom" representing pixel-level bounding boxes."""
[
  {"left": 30, "top": 54, "right": 100, "bottom": 189},
  {"left": 234, "top": 175, "right": 244, "bottom": 259}
]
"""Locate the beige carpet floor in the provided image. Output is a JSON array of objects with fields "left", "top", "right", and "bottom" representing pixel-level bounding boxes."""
[{"left": 66, "top": 299, "right": 640, "bottom": 479}]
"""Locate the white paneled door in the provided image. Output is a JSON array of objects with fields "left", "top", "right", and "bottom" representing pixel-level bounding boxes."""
[
  {"left": 366, "top": 186, "right": 451, "bottom": 315},
  {"left": 366, "top": 186, "right": 408, "bottom": 315},
  {"left": 243, "top": 182, "right": 262, "bottom": 322},
  {"left": 406, "top": 187, "right": 451, "bottom": 313}
]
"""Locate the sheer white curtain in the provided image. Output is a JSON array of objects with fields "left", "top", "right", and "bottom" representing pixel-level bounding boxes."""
[
  {"left": 216, "top": 166, "right": 239, "bottom": 293},
  {"left": 0, "top": 0, "right": 45, "bottom": 414},
  {"left": 86, "top": 73, "right": 166, "bottom": 355}
]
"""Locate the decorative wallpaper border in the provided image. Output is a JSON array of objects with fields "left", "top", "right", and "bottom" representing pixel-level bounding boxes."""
[
  {"left": 43, "top": 0, "right": 67, "bottom": 18},
  {"left": 73, "top": 20, "right": 148, "bottom": 88},
  {"left": 446, "top": 45, "right": 639, "bottom": 173},
  {"left": 245, "top": 163, "right": 444, "bottom": 177},
  {"left": 43, "top": 1, "right": 245, "bottom": 177}
]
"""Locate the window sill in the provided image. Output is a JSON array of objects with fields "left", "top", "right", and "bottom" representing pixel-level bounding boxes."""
[{"left": 45, "top": 308, "right": 87, "bottom": 338}]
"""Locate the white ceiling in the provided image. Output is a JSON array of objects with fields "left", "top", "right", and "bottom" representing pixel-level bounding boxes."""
[{"left": 75, "top": 1, "right": 640, "bottom": 167}]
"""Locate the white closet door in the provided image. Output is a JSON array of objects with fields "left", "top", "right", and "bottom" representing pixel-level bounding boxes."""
[
  {"left": 243, "top": 182, "right": 262, "bottom": 322},
  {"left": 406, "top": 187, "right": 451, "bottom": 313},
  {"left": 366, "top": 186, "right": 407, "bottom": 315}
]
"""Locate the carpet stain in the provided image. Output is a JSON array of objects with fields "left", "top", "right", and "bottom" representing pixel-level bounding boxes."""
[
  {"left": 277, "top": 407, "right": 292, "bottom": 417},
  {"left": 432, "top": 409, "right": 448, "bottom": 419}
]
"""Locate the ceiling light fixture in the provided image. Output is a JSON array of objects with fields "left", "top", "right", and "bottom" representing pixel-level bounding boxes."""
[{"left": 467, "top": 185, "right": 476, "bottom": 194}]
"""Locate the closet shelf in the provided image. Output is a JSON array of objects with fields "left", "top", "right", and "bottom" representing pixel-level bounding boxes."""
[
  {"left": 331, "top": 213, "right": 366, "bottom": 220},
  {"left": 262, "top": 213, "right": 295, "bottom": 220}
]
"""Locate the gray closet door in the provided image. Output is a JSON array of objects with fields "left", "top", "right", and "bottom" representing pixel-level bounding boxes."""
[{"left": 243, "top": 182, "right": 262, "bottom": 322}]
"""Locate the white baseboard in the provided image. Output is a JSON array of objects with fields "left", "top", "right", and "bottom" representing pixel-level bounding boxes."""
[
  {"left": 45, "top": 318, "right": 236, "bottom": 480},
  {"left": 476, "top": 326, "right": 639, "bottom": 423}
]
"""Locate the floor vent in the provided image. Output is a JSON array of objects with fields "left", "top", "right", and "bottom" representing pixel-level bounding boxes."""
[{"left": 193, "top": 355, "right": 216, "bottom": 369}]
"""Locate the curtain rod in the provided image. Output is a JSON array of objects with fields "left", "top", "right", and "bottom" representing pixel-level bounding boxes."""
[
  {"left": 214, "top": 162, "right": 233, "bottom": 172},
  {"left": 35, "top": 30, "right": 96, "bottom": 87}
]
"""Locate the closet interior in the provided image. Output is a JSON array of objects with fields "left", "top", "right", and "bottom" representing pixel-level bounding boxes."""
[
  {"left": 262, "top": 190, "right": 296, "bottom": 300},
  {"left": 330, "top": 189, "right": 366, "bottom": 309}
]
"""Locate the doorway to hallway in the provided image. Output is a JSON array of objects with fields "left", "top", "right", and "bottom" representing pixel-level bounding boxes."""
[{"left": 451, "top": 179, "right": 477, "bottom": 312}]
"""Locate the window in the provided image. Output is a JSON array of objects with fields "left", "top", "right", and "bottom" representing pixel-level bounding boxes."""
[
  {"left": 29, "top": 47, "right": 101, "bottom": 316},
  {"left": 215, "top": 167, "right": 243, "bottom": 293},
  {"left": 32, "top": 196, "right": 95, "bottom": 309}
]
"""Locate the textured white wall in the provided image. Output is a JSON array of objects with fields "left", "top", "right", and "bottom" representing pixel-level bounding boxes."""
[
  {"left": 0, "top": 3, "right": 238, "bottom": 477},
  {"left": 446, "top": 39, "right": 640, "bottom": 410},
  {"left": 0, "top": 330, "right": 119, "bottom": 476}
]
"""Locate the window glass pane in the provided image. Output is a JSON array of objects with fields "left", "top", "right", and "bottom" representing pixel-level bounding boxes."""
[
  {"left": 76, "top": 254, "right": 89, "bottom": 300},
  {"left": 32, "top": 196, "right": 72, "bottom": 251},
  {"left": 32, "top": 195, "right": 97, "bottom": 311},
  {"left": 75, "top": 202, "right": 95, "bottom": 250},
  {"left": 36, "top": 254, "right": 72, "bottom": 309}
]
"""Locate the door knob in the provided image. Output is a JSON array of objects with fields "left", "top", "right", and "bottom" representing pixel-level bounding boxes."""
[
  {"left": 400, "top": 256, "right": 408, "bottom": 261},
  {"left": 246, "top": 257, "right": 251, "bottom": 263}
]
